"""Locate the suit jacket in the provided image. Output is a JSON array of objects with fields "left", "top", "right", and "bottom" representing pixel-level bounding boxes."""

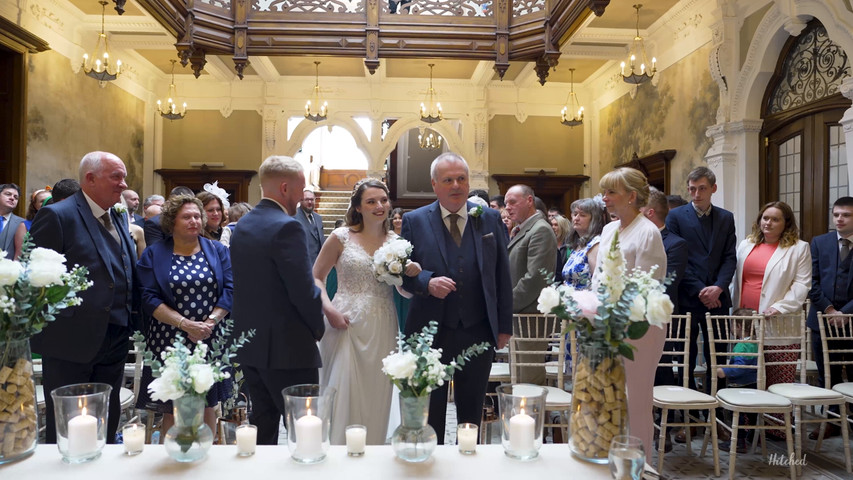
[
  {"left": 661, "top": 228, "right": 688, "bottom": 313},
  {"left": 808, "top": 232, "right": 853, "bottom": 329},
  {"left": 665, "top": 203, "right": 737, "bottom": 311},
  {"left": 507, "top": 212, "right": 557, "bottom": 313},
  {"left": 293, "top": 207, "right": 325, "bottom": 265},
  {"left": 29, "top": 190, "right": 140, "bottom": 363},
  {"left": 733, "top": 239, "right": 811, "bottom": 314},
  {"left": 136, "top": 236, "right": 233, "bottom": 321},
  {"left": 132, "top": 214, "right": 144, "bottom": 229},
  {"left": 0, "top": 213, "right": 24, "bottom": 259},
  {"left": 143, "top": 215, "right": 165, "bottom": 247},
  {"left": 230, "top": 199, "right": 325, "bottom": 369},
  {"left": 401, "top": 201, "right": 512, "bottom": 344}
]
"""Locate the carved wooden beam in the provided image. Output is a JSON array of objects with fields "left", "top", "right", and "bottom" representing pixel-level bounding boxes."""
[
  {"left": 494, "top": 0, "right": 510, "bottom": 79},
  {"left": 112, "top": 0, "right": 127, "bottom": 15},
  {"left": 233, "top": 0, "right": 249, "bottom": 79},
  {"left": 364, "top": 0, "right": 380, "bottom": 74}
]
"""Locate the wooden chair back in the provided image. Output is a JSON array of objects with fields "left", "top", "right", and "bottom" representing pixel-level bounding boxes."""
[
  {"left": 657, "top": 313, "right": 692, "bottom": 388},
  {"left": 509, "top": 314, "right": 565, "bottom": 387},
  {"left": 817, "top": 312, "right": 853, "bottom": 385},
  {"left": 705, "top": 313, "right": 765, "bottom": 393},
  {"left": 762, "top": 310, "right": 807, "bottom": 384}
]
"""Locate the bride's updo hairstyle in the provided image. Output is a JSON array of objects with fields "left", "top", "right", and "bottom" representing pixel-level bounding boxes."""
[{"left": 345, "top": 178, "right": 391, "bottom": 233}]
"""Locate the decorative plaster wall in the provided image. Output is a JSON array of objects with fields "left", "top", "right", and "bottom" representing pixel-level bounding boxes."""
[
  {"left": 598, "top": 44, "right": 719, "bottom": 197},
  {"left": 26, "top": 50, "right": 145, "bottom": 197}
]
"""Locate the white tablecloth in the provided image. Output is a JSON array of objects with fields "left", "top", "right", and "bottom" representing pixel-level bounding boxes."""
[{"left": 1, "top": 444, "right": 611, "bottom": 479}]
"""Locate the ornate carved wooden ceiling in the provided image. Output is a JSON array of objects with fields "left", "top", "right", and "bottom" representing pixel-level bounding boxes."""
[{"left": 127, "top": 0, "right": 610, "bottom": 85}]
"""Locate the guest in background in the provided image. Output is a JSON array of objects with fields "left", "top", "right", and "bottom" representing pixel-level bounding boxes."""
[
  {"left": 326, "top": 219, "right": 345, "bottom": 301},
  {"left": 551, "top": 214, "right": 571, "bottom": 283},
  {"left": 0, "top": 183, "right": 23, "bottom": 259},
  {"left": 136, "top": 194, "right": 233, "bottom": 434},
  {"left": 733, "top": 201, "right": 810, "bottom": 439},
  {"left": 48, "top": 178, "right": 80, "bottom": 203},
  {"left": 119, "top": 194, "right": 146, "bottom": 260},
  {"left": 534, "top": 196, "right": 548, "bottom": 219},
  {"left": 561, "top": 196, "right": 608, "bottom": 289},
  {"left": 294, "top": 189, "right": 325, "bottom": 265},
  {"left": 145, "top": 186, "right": 194, "bottom": 246},
  {"left": 122, "top": 189, "right": 143, "bottom": 226},
  {"left": 667, "top": 194, "right": 688, "bottom": 211},
  {"left": 197, "top": 190, "right": 227, "bottom": 242},
  {"left": 596, "top": 167, "right": 667, "bottom": 464},
  {"left": 391, "top": 207, "right": 404, "bottom": 235},
  {"left": 145, "top": 204, "right": 162, "bottom": 221},
  {"left": 25, "top": 187, "right": 52, "bottom": 227},
  {"left": 141, "top": 194, "right": 165, "bottom": 221},
  {"left": 506, "top": 184, "right": 557, "bottom": 313},
  {"left": 490, "top": 195, "right": 505, "bottom": 210},
  {"left": 547, "top": 207, "right": 561, "bottom": 221},
  {"left": 500, "top": 207, "right": 513, "bottom": 237},
  {"left": 220, "top": 202, "right": 252, "bottom": 248},
  {"left": 469, "top": 189, "right": 490, "bottom": 206},
  {"left": 390, "top": 208, "right": 410, "bottom": 330}
]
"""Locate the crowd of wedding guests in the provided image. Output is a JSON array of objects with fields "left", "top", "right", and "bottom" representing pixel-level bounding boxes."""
[{"left": 4, "top": 151, "right": 852, "bottom": 458}]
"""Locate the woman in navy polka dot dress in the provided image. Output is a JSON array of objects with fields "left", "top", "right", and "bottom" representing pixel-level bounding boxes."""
[{"left": 136, "top": 194, "right": 234, "bottom": 434}]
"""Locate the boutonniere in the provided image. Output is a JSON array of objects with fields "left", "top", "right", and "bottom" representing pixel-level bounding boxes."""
[
  {"left": 468, "top": 206, "right": 483, "bottom": 218},
  {"left": 113, "top": 203, "right": 127, "bottom": 214}
]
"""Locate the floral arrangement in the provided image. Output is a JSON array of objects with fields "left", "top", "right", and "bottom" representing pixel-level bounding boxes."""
[
  {"left": 537, "top": 232, "right": 673, "bottom": 360},
  {"left": 468, "top": 205, "right": 483, "bottom": 218},
  {"left": 382, "top": 321, "right": 490, "bottom": 398},
  {"left": 373, "top": 237, "right": 413, "bottom": 286},
  {"left": 0, "top": 237, "right": 91, "bottom": 343}
]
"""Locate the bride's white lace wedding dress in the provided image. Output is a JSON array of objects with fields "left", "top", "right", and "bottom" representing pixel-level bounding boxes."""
[{"left": 319, "top": 227, "right": 398, "bottom": 445}]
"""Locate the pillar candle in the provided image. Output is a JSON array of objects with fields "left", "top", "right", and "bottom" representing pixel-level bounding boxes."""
[
  {"left": 509, "top": 409, "right": 535, "bottom": 453},
  {"left": 295, "top": 410, "right": 322, "bottom": 458},
  {"left": 67, "top": 408, "right": 98, "bottom": 456}
]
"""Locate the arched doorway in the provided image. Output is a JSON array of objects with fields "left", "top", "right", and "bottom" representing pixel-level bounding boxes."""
[{"left": 760, "top": 20, "right": 852, "bottom": 240}]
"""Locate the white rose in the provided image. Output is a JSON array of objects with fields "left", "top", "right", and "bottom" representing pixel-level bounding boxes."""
[
  {"left": 148, "top": 366, "right": 185, "bottom": 401},
  {"left": 628, "top": 295, "right": 646, "bottom": 322},
  {"left": 645, "top": 290, "right": 673, "bottom": 328},
  {"left": 537, "top": 286, "right": 561, "bottom": 314},
  {"left": 382, "top": 351, "right": 418, "bottom": 379},
  {"left": 28, "top": 248, "right": 68, "bottom": 287},
  {"left": 388, "top": 260, "right": 403, "bottom": 275},
  {"left": 29, "top": 247, "right": 67, "bottom": 266},
  {"left": 189, "top": 363, "right": 215, "bottom": 393},
  {"left": 383, "top": 250, "right": 396, "bottom": 263},
  {"left": 0, "top": 259, "right": 23, "bottom": 286}
]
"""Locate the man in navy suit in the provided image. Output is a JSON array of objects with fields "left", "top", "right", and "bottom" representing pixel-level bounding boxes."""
[
  {"left": 0, "top": 183, "right": 24, "bottom": 259},
  {"left": 807, "top": 196, "right": 853, "bottom": 438},
  {"left": 401, "top": 152, "right": 513, "bottom": 443},
  {"left": 293, "top": 189, "right": 325, "bottom": 265},
  {"left": 665, "top": 166, "right": 737, "bottom": 398},
  {"left": 230, "top": 156, "right": 325, "bottom": 445},
  {"left": 30, "top": 151, "right": 140, "bottom": 443}
]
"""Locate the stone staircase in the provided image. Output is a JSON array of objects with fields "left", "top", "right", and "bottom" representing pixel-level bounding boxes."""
[{"left": 315, "top": 191, "right": 350, "bottom": 235}]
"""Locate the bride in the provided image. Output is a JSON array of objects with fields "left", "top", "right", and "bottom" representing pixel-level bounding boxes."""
[{"left": 313, "top": 178, "right": 420, "bottom": 445}]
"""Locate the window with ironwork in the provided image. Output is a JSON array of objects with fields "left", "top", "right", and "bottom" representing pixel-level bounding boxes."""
[{"left": 767, "top": 21, "right": 850, "bottom": 114}]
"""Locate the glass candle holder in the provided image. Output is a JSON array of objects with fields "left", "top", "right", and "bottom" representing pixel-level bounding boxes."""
[
  {"left": 51, "top": 383, "right": 112, "bottom": 464},
  {"left": 235, "top": 424, "right": 257, "bottom": 456},
  {"left": 496, "top": 384, "right": 547, "bottom": 461},
  {"left": 283, "top": 384, "right": 336, "bottom": 464},
  {"left": 122, "top": 423, "right": 145, "bottom": 456},
  {"left": 457, "top": 423, "right": 478, "bottom": 454},
  {"left": 345, "top": 425, "right": 366, "bottom": 456}
]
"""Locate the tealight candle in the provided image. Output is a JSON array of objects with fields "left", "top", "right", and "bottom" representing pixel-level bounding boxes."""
[
  {"left": 345, "top": 425, "right": 366, "bottom": 456},
  {"left": 236, "top": 424, "right": 257, "bottom": 456},
  {"left": 457, "top": 423, "right": 478, "bottom": 454},
  {"left": 295, "top": 409, "right": 322, "bottom": 458},
  {"left": 122, "top": 423, "right": 145, "bottom": 455},
  {"left": 509, "top": 408, "right": 535, "bottom": 453},
  {"left": 67, "top": 407, "right": 98, "bottom": 456}
]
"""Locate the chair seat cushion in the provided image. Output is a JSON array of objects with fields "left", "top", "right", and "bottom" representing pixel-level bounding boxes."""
[
  {"left": 653, "top": 385, "right": 716, "bottom": 404},
  {"left": 717, "top": 388, "right": 791, "bottom": 407},
  {"left": 768, "top": 383, "right": 843, "bottom": 400},
  {"left": 544, "top": 386, "right": 572, "bottom": 407},
  {"left": 120, "top": 387, "right": 134, "bottom": 407},
  {"left": 833, "top": 382, "right": 853, "bottom": 398},
  {"left": 490, "top": 363, "right": 510, "bottom": 378}
]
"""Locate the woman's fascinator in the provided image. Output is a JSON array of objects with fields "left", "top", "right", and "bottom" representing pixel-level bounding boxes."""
[
  {"left": 592, "top": 194, "right": 606, "bottom": 209},
  {"left": 203, "top": 181, "right": 231, "bottom": 211}
]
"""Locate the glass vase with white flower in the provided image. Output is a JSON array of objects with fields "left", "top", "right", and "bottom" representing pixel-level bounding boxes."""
[
  {"left": 0, "top": 236, "right": 91, "bottom": 464},
  {"left": 136, "top": 319, "right": 254, "bottom": 462},
  {"left": 536, "top": 232, "right": 673, "bottom": 463},
  {"left": 382, "top": 321, "right": 490, "bottom": 462}
]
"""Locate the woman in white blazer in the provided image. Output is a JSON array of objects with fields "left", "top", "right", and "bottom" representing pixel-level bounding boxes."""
[{"left": 733, "top": 201, "right": 811, "bottom": 389}]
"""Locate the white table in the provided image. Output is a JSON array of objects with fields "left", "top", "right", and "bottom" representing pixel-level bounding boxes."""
[{"left": 1, "top": 444, "right": 611, "bottom": 479}]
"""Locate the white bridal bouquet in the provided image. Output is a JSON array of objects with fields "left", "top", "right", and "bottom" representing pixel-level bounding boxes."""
[
  {"left": 373, "top": 237, "right": 413, "bottom": 286},
  {"left": 382, "top": 321, "right": 490, "bottom": 398},
  {"left": 0, "top": 237, "right": 92, "bottom": 342},
  {"left": 537, "top": 232, "right": 673, "bottom": 359}
]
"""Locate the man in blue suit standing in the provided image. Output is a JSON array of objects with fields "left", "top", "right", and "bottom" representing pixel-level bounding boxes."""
[
  {"left": 230, "top": 156, "right": 325, "bottom": 445},
  {"left": 807, "top": 196, "right": 853, "bottom": 439},
  {"left": 30, "top": 151, "right": 140, "bottom": 444},
  {"left": 401, "top": 152, "right": 513, "bottom": 443},
  {"left": 666, "top": 166, "right": 737, "bottom": 399},
  {"left": 293, "top": 189, "right": 325, "bottom": 265},
  {"left": 0, "top": 183, "right": 24, "bottom": 259}
]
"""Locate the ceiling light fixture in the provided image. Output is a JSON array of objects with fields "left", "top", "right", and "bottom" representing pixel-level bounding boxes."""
[
  {"left": 620, "top": 4, "right": 656, "bottom": 85},
  {"left": 81, "top": 1, "right": 122, "bottom": 88}
]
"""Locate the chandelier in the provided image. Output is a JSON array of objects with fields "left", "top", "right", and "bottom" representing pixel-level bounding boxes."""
[
  {"left": 560, "top": 68, "right": 584, "bottom": 127},
  {"left": 81, "top": 1, "right": 122, "bottom": 88},
  {"left": 157, "top": 60, "right": 187, "bottom": 120},
  {"left": 420, "top": 64, "right": 443, "bottom": 124},
  {"left": 305, "top": 61, "right": 328, "bottom": 122},
  {"left": 619, "top": 4, "right": 656, "bottom": 85},
  {"left": 418, "top": 127, "right": 443, "bottom": 150}
]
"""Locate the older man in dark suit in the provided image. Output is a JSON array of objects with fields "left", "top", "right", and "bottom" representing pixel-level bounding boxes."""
[
  {"left": 401, "top": 152, "right": 513, "bottom": 443},
  {"left": 807, "top": 196, "right": 853, "bottom": 438},
  {"left": 294, "top": 189, "right": 325, "bottom": 265},
  {"left": 665, "top": 166, "right": 737, "bottom": 405},
  {"left": 30, "top": 151, "right": 140, "bottom": 443},
  {"left": 230, "top": 155, "right": 325, "bottom": 445},
  {"left": 0, "top": 183, "right": 24, "bottom": 259}
]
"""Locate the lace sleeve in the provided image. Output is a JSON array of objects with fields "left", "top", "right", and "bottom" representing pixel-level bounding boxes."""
[{"left": 331, "top": 227, "right": 349, "bottom": 244}]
